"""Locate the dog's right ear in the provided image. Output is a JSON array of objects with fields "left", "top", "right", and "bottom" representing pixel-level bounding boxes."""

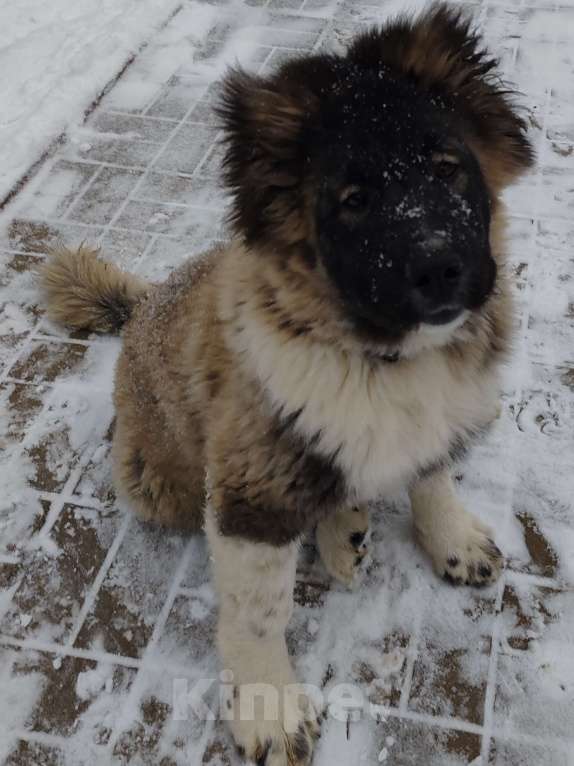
[
  {"left": 218, "top": 69, "right": 309, "bottom": 186},
  {"left": 217, "top": 68, "right": 317, "bottom": 247}
]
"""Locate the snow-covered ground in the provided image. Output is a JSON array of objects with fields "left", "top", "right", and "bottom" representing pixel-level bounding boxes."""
[
  {"left": 0, "top": 0, "right": 189, "bottom": 203},
  {"left": 0, "top": 0, "right": 574, "bottom": 764}
]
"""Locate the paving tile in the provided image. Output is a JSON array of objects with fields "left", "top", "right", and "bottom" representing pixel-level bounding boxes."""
[
  {"left": 8, "top": 341, "right": 87, "bottom": 384},
  {"left": 111, "top": 665, "right": 212, "bottom": 764},
  {"left": 74, "top": 524, "right": 187, "bottom": 659},
  {"left": 0, "top": 497, "right": 49, "bottom": 557},
  {"left": 3, "top": 740, "right": 66, "bottom": 766},
  {"left": 67, "top": 167, "right": 143, "bottom": 226},
  {"left": 64, "top": 137, "right": 162, "bottom": 170},
  {"left": 0, "top": 504, "right": 122, "bottom": 642},
  {"left": 146, "top": 75, "right": 208, "bottom": 121},
  {"left": 408, "top": 594, "right": 496, "bottom": 725},
  {"left": 0, "top": 252, "right": 43, "bottom": 375},
  {"left": 0, "top": 1, "right": 573, "bottom": 764},
  {"left": 88, "top": 111, "right": 179, "bottom": 143},
  {"left": 2, "top": 219, "right": 102, "bottom": 255},
  {"left": 136, "top": 171, "right": 227, "bottom": 209},
  {"left": 2, "top": 645, "right": 136, "bottom": 742},
  {"left": 494, "top": 583, "right": 574, "bottom": 739},
  {"left": 24, "top": 160, "right": 99, "bottom": 221},
  {"left": 114, "top": 199, "right": 223, "bottom": 242},
  {"left": 97, "top": 228, "right": 153, "bottom": 270},
  {"left": 73, "top": 435, "right": 115, "bottom": 508},
  {"left": 152, "top": 124, "right": 219, "bottom": 175},
  {"left": 328, "top": 717, "right": 483, "bottom": 765}
]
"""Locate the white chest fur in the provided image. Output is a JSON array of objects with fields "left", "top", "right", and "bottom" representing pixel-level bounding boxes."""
[{"left": 239, "top": 313, "right": 498, "bottom": 503}]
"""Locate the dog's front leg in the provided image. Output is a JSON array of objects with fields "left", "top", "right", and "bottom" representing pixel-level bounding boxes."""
[
  {"left": 409, "top": 468, "right": 504, "bottom": 587},
  {"left": 205, "top": 507, "right": 319, "bottom": 765}
]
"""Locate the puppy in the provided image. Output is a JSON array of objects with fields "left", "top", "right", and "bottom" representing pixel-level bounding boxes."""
[{"left": 40, "top": 5, "right": 533, "bottom": 763}]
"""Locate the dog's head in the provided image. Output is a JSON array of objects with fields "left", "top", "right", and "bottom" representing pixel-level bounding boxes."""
[{"left": 218, "top": 4, "right": 534, "bottom": 353}]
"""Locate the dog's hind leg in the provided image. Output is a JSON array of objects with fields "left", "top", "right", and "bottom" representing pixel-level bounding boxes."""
[
  {"left": 316, "top": 506, "right": 371, "bottom": 588},
  {"left": 112, "top": 418, "right": 205, "bottom": 533},
  {"left": 410, "top": 468, "right": 504, "bottom": 587}
]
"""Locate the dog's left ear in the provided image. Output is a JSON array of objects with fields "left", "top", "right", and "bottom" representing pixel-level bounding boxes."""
[
  {"left": 349, "top": 3, "right": 534, "bottom": 191},
  {"left": 217, "top": 68, "right": 318, "bottom": 246}
]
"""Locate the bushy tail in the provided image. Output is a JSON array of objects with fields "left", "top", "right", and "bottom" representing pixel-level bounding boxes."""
[{"left": 39, "top": 244, "right": 150, "bottom": 333}]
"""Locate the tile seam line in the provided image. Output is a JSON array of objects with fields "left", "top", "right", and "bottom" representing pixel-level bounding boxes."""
[{"left": 104, "top": 538, "right": 196, "bottom": 753}]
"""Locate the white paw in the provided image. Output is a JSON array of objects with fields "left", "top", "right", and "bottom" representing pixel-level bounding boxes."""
[
  {"left": 417, "top": 511, "right": 504, "bottom": 587},
  {"left": 231, "top": 685, "right": 320, "bottom": 765},
  {"left": 316, "top": 506, "right": 371, "bottom": 588}
]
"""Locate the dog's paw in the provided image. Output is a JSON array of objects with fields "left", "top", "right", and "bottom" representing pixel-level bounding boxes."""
[
  {"left": 232, "top": 685, "right": 320, "bottom": 765},
  {"left": 419, "top": 512, "right": 504, "bottom": 587},
  {"left": 316, "top": 506, "right": 371, "bottom": 588}
]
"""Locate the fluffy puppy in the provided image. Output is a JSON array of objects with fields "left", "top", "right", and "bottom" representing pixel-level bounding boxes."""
[{"left": 40, "top": 5, "right": 533, "bottom": 764}]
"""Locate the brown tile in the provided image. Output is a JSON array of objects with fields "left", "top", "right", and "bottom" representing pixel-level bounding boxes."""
[
  {"left": 408, "top": 594, "right": 496, "bottom": 724},
  {"left": 111, "top": 664, "right": 212, "bottom": 763},
  {"left": 4, "top": 740, "right": 65, "bottom": 766},
  {"left": 8, "top": 648, "right": 135, "bottom": 739},
  {"left": 495, "top": 585, "right": 574, "bottom": 738},
  {"left": 159, "top": 594, "right": 217, "bottom": 666},
  {"left": 294, "top": 579, "right": 330, "bottom": 609},
  {"left": 346, "top": 633, "right": 409, "bottom": 709},
  {"left": 0, "top": 381, "right": 47, "bottom": 442},
  {"left": 369, "top": 718, "right": 482, "bottom": 765},
  {"left": 112, "top": 696, "right": 171, "bottom": 761},
  {"left": 0, "top": 497, "right": 49, "bottom": 557},
  {"left": 201, "top": 736, "right": 234, "bottom": 765},
  {"left": 3, "top": 219, "right": 101, "bottom": 255},
  {"left": 515, "top": 511, "right": 559, "bottom": 578},
  {"left": 500, "top": 582, "right": 568, "bottom": 651},
  {"left": 24, "top": 428, "right": 79, "bottom": 492},
  {"left": 0, "top": 504, "right": 121, "bottom": 642},
  {"left": 75, "top": 524, "right": 187, "bottom": 659},
  {"left": 409, "top": 644, "right": 490, "bottom": 725},
  {"left": 73, "top": 438, "right": 115, "bottom": 507},
  {"left": 0, "top": 561, "right": 23, "bottom": 590},
  {"left": 9, "top": 341, "right": 87, "bottom": 383}
]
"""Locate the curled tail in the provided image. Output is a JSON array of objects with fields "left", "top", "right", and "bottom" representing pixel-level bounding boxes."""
[{"left": 39, "top": 244, "right": 149, "bottom": 333}]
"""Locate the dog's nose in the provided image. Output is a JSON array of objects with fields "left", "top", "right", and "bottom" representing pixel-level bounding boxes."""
[{"left": 409, "top": 245, "right": 464, "bottom": 321}]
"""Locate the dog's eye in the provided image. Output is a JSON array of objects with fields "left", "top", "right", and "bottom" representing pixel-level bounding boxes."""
[
  {"left": 340, "top": 187, "right": 370, "bottom": 211},
  {"left": 434, "top": 157, "right": 460, "bottom": 180}
]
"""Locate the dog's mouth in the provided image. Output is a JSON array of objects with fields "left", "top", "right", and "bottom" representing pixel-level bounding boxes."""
[
  {"left": 423, "top": 305, "right": 464, "bottom": 326},
  {"left": 348, "top": 301, "right": 472, "bottom": 360}
]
